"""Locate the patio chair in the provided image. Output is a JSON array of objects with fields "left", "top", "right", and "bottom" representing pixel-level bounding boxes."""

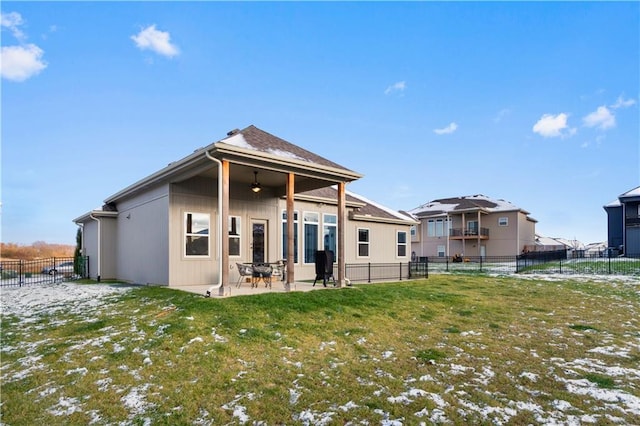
[
  {"left": 236, "top": 263, "right": 254, "bottom": 288},
  {"left": 252, "top": 264, "right": 273, "bottom": 289}
]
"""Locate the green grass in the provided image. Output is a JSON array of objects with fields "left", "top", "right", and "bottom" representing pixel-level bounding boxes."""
[{"left": 1, "top": 275, "right": 639, "bottom": 425}]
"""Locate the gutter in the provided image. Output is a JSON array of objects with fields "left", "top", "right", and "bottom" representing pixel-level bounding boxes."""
[{"left": 204, "top": 150, "right": 224, "bottom": 297}]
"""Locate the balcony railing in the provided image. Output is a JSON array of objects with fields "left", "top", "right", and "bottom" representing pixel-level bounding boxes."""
[{"left": 449, "top": 227, "right": 489, "bottom": 238}]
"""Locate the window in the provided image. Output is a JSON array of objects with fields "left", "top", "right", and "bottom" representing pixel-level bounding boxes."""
[
  {"left": 427, "top": 218, "right": 449, "bottom": 237},
  {"left": 427, "top": 219, "right": 435, "bottom": 237},
  {"left": 282, "top": 210, "right": 299, "bottom": 263},
  {"left": 323, "top": 214, "right": 337, "bottom": 257},
  {"left": 437, "top": 245, "right": 446, "bottom": 257},
  {"left": 467, "top": 220, "right": 479, "bottom": 235},
  {"left": 357, "top": 228, "right": 370, "bottom": 257},
  {"left": 229, "top": 216, "right": 241, "bottom": 257},
  {"left": 303, "top": 212, "right": 319, "bottom": 264},
  {"left": 410, "top": 225, "right": 416, "bottom": 237},
  {"left": 498, "top": 217, "right": 508, "bottom": 226},
  {"left": 185, "top": 212, "right": 209, "bottom": 256},
  {"left": 397, "top": 231, "right": 407, "bottom": 257}
]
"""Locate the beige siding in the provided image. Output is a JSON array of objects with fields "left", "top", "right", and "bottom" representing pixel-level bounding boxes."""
[
  {"left": 116, "top": 184, "right": 170, "bottom": 285},
  {"left": 519, "top": 216, "right": 537, "bottom": 251},
  {"left": 483, "top": 211, "right": 519, "bottom": 256},
  {"left": 168, "top": 177, "right": 282, "bottom": 286}
]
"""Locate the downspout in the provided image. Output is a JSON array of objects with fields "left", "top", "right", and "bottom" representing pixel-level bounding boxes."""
[
  {"left": 205, "top": 151, "right": 224, "bottom": 296},
  {"left": 89, "top": 213, "right": 101, "bottom": 282},
  {"left": 77, "top": 223, "right": 85, "bottom": 275}
]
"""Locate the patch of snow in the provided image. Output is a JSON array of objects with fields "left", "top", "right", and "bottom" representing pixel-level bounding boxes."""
[
  {"left": 220, "top": 133, "right": 253, "bottom": 150},
  {"left": 48, "top": 395, "right": 83, "bottom": 416}
]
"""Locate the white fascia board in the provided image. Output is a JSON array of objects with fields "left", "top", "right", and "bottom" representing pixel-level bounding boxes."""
[{"left": 73, "top": 210, "right": 118, "bottom": 224}]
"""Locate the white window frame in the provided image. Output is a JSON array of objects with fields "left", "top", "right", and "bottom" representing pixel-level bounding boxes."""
[
  {"left": 184, "top": 212, "right": 210, "bottom": 257},
  {"left": 396, "top": 230, "right": 408, "bottom": 258},
  {"left": 323, "top": 213, "right": 337, "bottom": 258},
  {"left": 303, "top": 211, "right": 320, "bottom": 264},
  {"left": 357, "top": 227, "right": 370, "bottom": 258},
  {"left": 427, "top": 218, "right": 449, "bottom": 237},
  {"left": 229, "top": 216, "right": 241, "bottom": 257},
  {"left": 437, "top": 245, "right": 446, "bottom": 257},
  {"left": 498, "top": 217, "right": 508, "bottom": 227}
]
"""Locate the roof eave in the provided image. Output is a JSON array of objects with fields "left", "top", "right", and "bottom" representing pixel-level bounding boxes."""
[
  {"left": 73, "top": 210, "right": 119, "bottom": 224},
  {"left": 349, "top": 213, "right": 418, "bottom": 225},
  {"left": 213, "top": 143, "right": 363, "bottom": 182}
]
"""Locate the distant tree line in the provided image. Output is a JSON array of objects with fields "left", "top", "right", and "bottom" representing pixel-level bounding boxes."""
[{"left": 1, "top": 241, "right": 75, "bottom": 260}]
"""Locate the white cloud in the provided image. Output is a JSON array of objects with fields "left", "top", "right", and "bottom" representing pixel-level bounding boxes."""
[
  {"left": 433, "top": 122, "right": 458, "bottom": 135},
  {"left": 532, "top": 113, "right": 576, "bottom": 138},
  {"left": 611, "top": 95, "right": 636, "bottom": 109},
  {"left": 494, "top": 108, "right": 511, "bottom": 123},
  {"left": 582, "top": 106, "right": 615, "bottom": 130},
  {"left": 384, "top": 81, "right": 406, "bottom": 95},
  {"left": 131, "top": 25, "right": 179, "bottom": 58},
  {"left": 1, "top": 44, "right": 47, "bottom": 82},
  {"left": 1, "top": 11, "right": 26, "bottom": 41}
]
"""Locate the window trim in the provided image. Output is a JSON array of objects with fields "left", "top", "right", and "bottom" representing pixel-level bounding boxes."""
[
  {"left": 357, "top": 227, "right": 370, "bottom": 258},
  {"left": 184, "top": 212, "right": 210, "bottom": 258}
]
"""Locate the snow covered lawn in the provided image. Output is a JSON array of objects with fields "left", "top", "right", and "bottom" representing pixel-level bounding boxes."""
[{"left": 1, "top": 277, "right": 639, "bottom": 424}]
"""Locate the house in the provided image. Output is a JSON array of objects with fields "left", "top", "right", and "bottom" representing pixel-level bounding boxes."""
[
  {"left": 407, "top": 194, "right": 537, "bottom": 258},
  {"left": 73, "top": 125, "right": 417, "bottom": 294},
  {"left": 532, "top": 234, "right": 570, "bottom": 252},
  {"left": 603, "top": 186, "right": 640, "bottom": 256}
]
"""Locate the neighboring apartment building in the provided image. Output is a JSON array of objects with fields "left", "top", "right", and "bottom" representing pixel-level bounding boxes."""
[
  {"left": 74, "top": 125, "right": 416, "bottom": 293},
  {"left": 407, "top": 195, "right": 537, "bottom": 258},
  {"left": 603, "top": 186, "right": 640, "bottom": 256}
]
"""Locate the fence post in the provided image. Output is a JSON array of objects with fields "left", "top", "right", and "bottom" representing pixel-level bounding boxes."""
[
  {"left": 480, "top": 256, "right": 483, "bottom": 272},
  {"left": 399, "top": 262, "right": 402, "bottom": 281},
  {"left": 559, "top": 257, "right": 562, "bottom": 274},
  {"left": 446, "top": 256, "right": 449, "bottom": 272},
  {"left": 19, "top": 260, "right": 23, "bottom": 287},
  {"left": 608, "top": 252, "right": 611, "bottom": 274},
  {"left": 368, "top": 263, "right": 371, "bottom": 283}
]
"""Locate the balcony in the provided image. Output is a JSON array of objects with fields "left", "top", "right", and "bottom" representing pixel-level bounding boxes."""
[{"left": 450, "top": 227, "right": 489, "bottom": 240}]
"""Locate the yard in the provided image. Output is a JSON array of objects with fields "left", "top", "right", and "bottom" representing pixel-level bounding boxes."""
[{"left": 1, "top": 275, "right": 639, "bottom": 425}]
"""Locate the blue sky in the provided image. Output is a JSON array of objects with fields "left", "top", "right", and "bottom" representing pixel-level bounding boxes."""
[{"left": 2, "top": 2, "right": 638, "bottom": 246}]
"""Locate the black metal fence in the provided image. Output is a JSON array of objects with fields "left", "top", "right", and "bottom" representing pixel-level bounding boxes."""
[
  {"left": 0, "top": 257, "right": 89, "bottom": 287},
  {"left": 341, "top": 261, "right": 428, "bottom": 283},
  {"left": 424, "top": 251, "right": 640, "bottom": 276}
]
